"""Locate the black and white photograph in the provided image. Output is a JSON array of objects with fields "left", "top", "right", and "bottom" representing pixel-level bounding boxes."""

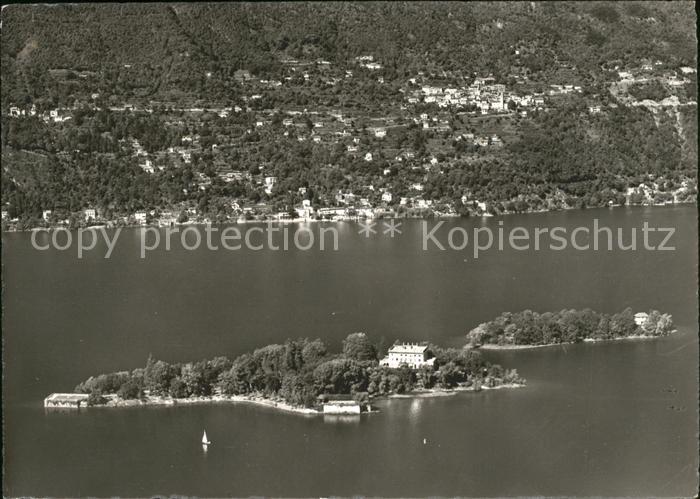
[{"left": 1, "top": 2, "right": 698, "bottom": 497}]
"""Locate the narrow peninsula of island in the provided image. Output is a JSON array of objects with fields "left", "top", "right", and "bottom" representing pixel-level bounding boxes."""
[
  {"left": 45, "top": 333, "right": 524, "bottom": 412},
  {"left": 467, "top": 308, "right": 676, "bottom": 349}
]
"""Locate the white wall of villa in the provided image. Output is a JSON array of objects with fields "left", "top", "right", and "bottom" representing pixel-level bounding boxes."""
[{"left": 380, "top": 343, "right": 435, "bottom": 369}]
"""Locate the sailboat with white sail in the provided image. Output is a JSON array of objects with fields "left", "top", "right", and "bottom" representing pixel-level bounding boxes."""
[{"left": 202, "top": 430, "right": 211, "bottom": 445}]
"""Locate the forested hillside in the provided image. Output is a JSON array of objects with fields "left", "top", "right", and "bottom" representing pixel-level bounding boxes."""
[{"left": 1, "top": 2, "right": 697, "bottom": 227}]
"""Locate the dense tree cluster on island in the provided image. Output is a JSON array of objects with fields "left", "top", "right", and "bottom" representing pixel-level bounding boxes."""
[
  {"left": 75, "top": 333, "right": 524, "bottom": 408},
  {"left": 466, "top": 308, "right": 675, "bottom": 347}
]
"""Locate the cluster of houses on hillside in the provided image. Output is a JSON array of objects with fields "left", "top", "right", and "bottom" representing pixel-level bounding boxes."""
[
  {"left": 612, "top": 62, "right": 696, "bottom": 106},
  {"left": 407, "top": 76, "right": 564, "bottom": 112},
  {"left": 11, "top": 169, "right": 691, "bottom": 229},
  {"left": 619, "top": 69, "right": 694, "bottom": 91},
  {"left": 615, "top": 59, "right": 696, "bottom": 83},
  {"left": 355, "top": 54, "right": 383, "bottom": 70},
  {"left": 625, "top": 178, "right": 695, "bottom": 205},
  {"left": 8, "top": 105, "right": 73, "bottom": 123},
  {"left": 3, "top": 51, "right": 697, "bottom": 232}
]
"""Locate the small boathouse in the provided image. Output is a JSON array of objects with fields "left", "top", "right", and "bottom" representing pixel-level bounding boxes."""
[
  {"left": 323, "top": 400, "right": 362, "bottom": 415},
  {"left": 44, "top": 393, "right": 90, "bottom": 408}
]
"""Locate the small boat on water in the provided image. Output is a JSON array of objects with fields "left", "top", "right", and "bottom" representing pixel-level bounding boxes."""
[{"left": 202, "top": 430, "right": 211, "bottom": 445}]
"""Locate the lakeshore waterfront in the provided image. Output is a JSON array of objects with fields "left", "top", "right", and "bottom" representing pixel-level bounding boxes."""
[
  {"left": 21, "top": 205, "right": 688, "bottom": 260},
  {"left": 2, "top": 206, "right": 698, "bottom": 497},
  {"left": 4, "top": 200, "right": 696, "bottom": 234}
]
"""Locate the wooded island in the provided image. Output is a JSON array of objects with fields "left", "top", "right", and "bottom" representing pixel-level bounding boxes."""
[
  {"left": 467, "top": 308, "right": 675, "bottom": 347},
  {"left": 72, "top": 333, "right": 524, "bottom": 410}
]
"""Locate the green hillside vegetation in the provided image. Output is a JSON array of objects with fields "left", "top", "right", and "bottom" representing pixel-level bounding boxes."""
[
  {"left": 3, "top": 3, "right": 696, "bottom": 104},
  {"left": 1, "top": 3, "right": 697, "bottom": 226}
]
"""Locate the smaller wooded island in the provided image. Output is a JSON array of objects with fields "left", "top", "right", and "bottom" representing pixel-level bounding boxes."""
[{"left": 467, "top": 308, "right": 675, "bottom": 348}]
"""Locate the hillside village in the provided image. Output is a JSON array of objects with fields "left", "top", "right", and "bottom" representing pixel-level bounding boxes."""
[{"left": 1, "top": 3, "right": 697, "bottom": 230}]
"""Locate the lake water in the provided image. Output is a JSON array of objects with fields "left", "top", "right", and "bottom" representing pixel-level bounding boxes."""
[{"left": 2, "top": 206, "right": 698, "bottom": 496}]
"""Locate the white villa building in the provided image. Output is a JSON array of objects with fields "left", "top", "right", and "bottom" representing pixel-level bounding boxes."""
[
  {"left": 634, "top": 312, "right": 649, "bottom": 326},
  {"left": 380, "top": 343, "right": 435, "bottom": 369}
]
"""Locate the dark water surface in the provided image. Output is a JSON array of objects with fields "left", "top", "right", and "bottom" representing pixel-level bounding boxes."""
[{"left": 2, "top": 206, "right": 698, "bottom": 496}]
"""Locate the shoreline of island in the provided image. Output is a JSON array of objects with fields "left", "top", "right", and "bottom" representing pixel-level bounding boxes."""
[
  {"left": 385, "top": 383, "right": 525, "bottom": 398},
  {"left": 476, "top": 332, "right": 678, "bottom": 350},
  {"left": 95, "top": 393, "right": 322, "bottom": 414},
  {"left": 56, "top": 381, "right": 527, "bottom": 414}
]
